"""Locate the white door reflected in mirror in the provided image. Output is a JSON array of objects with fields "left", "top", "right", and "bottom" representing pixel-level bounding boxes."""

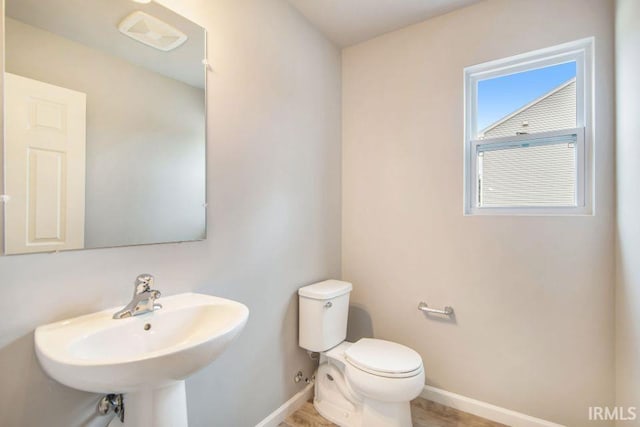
[{"left": 5, "top": 73, "right": 86, "bottom": 254}]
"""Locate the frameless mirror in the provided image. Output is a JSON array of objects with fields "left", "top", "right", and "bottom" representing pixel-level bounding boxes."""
[{"left": 3, "top": 0, "right": 207, "bottom": 255}]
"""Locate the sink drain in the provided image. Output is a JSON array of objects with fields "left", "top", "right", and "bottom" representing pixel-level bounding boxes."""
[{"left": 144, "top": 323, "right": 152, "bottom": 331}]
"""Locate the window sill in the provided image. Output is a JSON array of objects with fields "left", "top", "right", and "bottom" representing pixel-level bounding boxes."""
[{"left": 463, "top": 206, "right": 594, "bottom": 216}]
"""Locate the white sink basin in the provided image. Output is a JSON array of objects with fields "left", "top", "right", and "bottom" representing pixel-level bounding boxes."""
[{"left": 34, "top": 293, "right": 249, "bottom": 427}]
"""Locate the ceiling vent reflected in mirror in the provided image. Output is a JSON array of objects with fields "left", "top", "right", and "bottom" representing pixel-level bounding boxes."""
[{"left": 119, "top": 11, "right": 187, "bottom": 51}]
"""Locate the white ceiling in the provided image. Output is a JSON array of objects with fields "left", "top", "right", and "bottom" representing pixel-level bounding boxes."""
[
  {"left": 6, "top": 0, "right": 205, "bottom": 88},
  {"left": 287, "top": 0, "right": 482, "bottom": 47}
]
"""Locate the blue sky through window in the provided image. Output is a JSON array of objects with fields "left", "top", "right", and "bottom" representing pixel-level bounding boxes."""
[{"left": 477, "top": 62, "right": 577, "bottom": 132}]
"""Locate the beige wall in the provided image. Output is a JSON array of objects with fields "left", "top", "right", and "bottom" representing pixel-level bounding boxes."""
[
  {"left": 0, "top": 0, "right": 341, "bottom": 426},
  {"left": 342, "top": 0, "right": 615, "bottom": 425},
  {"left": 615, "top": 0, "right": 640, "bottom": 425}
]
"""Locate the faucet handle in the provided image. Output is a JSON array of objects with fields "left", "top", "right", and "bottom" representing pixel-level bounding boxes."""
[{"left": 134, "top": 274, "right": 155, "bottom": 294}]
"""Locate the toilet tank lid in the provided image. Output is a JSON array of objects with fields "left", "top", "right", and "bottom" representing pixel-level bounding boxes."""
[{"left": 298, "top": 280, "right": 352, "bottom": 300}]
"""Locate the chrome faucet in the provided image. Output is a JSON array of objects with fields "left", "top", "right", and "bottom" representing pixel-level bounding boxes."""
[{"left": 113, "top": 274, "right": 162, "bottom": 319}]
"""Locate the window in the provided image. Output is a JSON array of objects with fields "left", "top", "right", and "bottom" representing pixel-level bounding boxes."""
[{"left": 464, "top": 39, "right": 593, "bottom": 215}]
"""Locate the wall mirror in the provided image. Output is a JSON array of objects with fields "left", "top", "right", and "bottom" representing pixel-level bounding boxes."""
[{"left": 3, "top": 0, "right": 207, "bottom": 255}]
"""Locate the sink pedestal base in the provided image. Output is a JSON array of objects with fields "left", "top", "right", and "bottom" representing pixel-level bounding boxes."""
[{"left": 108, "top": 381, "right": 188, "bottom": 427}]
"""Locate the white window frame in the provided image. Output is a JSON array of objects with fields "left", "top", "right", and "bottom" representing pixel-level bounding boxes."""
[{"left": 463, "top": 38, "right": 594, "bottom": 216}]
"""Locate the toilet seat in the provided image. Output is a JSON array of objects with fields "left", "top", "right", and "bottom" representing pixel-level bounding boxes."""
[{"left": 345, "top": 338, "right": 423, "bottom": 378}]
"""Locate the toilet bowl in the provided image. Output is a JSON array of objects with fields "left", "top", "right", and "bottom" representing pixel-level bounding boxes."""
[{"left": 298, "top": 280, "right": 424, "bottom": 427}]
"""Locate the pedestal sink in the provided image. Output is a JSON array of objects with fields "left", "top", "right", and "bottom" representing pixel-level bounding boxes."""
[{"left": 34, "top": 293, "right": 249, "bottom": 427}]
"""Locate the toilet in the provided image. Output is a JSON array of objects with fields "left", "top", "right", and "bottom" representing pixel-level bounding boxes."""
[{"left": 298, "top": 280, "right": 424, "bottom": 427}]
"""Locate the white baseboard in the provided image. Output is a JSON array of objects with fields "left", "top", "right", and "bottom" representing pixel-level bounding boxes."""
[
  {"left": 421, "top": 385, "right": 566, "bottom": 427},
  {"left": 255, "top": 383, "right": 314, "bottom": 427},
  {"left": 255, "top": 382, "right": 564, "bottom": 427}
]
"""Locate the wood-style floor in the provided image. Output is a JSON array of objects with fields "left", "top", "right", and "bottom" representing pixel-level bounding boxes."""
[{"left": 279, "top": 398, "right": 509, "bottom": 427}]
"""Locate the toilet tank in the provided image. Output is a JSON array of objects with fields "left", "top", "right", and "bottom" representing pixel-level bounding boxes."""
[{"left": 298, "top": 280, "right": 352, "bottom": 352}]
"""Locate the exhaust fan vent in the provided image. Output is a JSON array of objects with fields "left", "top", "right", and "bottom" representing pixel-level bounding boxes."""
[{"left": 119, "top": 11, "right": 187, "bottom": 52}]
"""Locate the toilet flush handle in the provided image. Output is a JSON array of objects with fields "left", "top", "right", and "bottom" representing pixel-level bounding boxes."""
[{"left": 324, "top": 301, "right": 333, "bottom": 308}]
